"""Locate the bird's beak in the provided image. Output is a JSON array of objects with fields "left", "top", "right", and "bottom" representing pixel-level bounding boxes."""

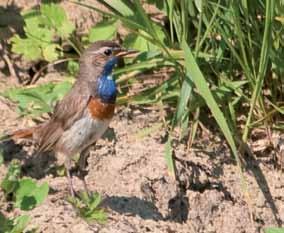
[{"left": 114, "top": 48, "right": 138, "bottom": 58}]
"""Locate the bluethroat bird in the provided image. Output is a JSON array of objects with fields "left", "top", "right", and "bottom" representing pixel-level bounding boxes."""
[{"left": 6, "top": 40, "right": 136, "bottom": 196}]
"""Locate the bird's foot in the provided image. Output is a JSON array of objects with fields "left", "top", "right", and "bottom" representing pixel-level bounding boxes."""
[
  {"left": 66, "top": 167, "right": 76, "bottom": 197},
  {"left": 78, "top": 169, "right": 91, "bottom": 197}
]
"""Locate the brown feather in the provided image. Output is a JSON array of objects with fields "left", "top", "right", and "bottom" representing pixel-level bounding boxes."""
[
  {"left": 88, "top": 97, "right": 115, "bottom": 120},
  {"left": 10, "top": 128, "right": 35, "bottom": 140},
  {"left": 36, "top": 82, "right": 91, "bottom": 152}
]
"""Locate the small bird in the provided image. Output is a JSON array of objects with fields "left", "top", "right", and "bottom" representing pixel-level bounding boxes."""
[{"left": 7, "top": 40, "right": 136, "bottom": 196}]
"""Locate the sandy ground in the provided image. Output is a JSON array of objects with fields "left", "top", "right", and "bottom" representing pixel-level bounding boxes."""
[
  {"left": 1, "top": 75, "right": 284, "bottom": 232},
  {"left": 1, "top": 1, "right": 284, "bottom": 233}
]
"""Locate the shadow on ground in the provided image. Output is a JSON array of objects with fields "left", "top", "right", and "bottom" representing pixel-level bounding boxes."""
[
  {"left": 102, "top": 195, "right": 164, "bottom": 221},
  {"left": 102, "top": 193, "right": 189, "bottom": 223}
]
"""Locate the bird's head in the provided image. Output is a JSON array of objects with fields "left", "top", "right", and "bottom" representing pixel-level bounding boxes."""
[
  {"left": 78, "top": 40, "right": 136, "bottom": 103},
  {"left": 79, "top": 40, "right": 136, "bottom": 78}
]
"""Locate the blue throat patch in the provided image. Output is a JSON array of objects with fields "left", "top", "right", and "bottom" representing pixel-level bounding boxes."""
[{"left": 97, "top": 57, "right": 118, "bottom": 104}]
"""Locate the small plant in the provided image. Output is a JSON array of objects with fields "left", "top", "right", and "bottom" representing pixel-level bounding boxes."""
[
  {"left": 1, "top": 80, "right": 72, "bottom": 117},
  {"left": 0, "top": 161, "right": 48, "bottom": 232},
  {"left": 1, "top": 160, "right": 49, "bottom": 211},
  {"left": 67, "top": 191, "right": 107, "bottom": 224},
  {"left": 14, "top": 178, "right": 49, "bottom": 211},
  {"left": 1, "top": 160, "right": 22, "bottom": 197},
  {"left": 0, "top": 212, "right": 31, "bottom": 233},
  {"left": 11, "top": 3, "right": 75, "bottom": 61}
]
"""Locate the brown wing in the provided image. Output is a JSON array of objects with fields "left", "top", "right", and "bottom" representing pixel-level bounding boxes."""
[{"left": 36, "top": 84, "right": 90, "bottom": 152}]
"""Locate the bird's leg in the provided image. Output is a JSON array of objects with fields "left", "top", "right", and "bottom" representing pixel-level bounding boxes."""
[
  {"left": 78, "top": 145, "right": 94, "bottom": 196},
  {"left": 65, "top": 157, "right": 75, "bottom": 197}
]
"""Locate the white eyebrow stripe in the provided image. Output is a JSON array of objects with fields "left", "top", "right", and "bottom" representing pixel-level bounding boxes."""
[{"left": 89, "top": 46, "right": 112, "bottom": 55}]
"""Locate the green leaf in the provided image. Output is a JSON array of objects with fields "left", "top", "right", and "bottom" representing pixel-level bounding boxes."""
[
  {"left": 176, "top": 73, "right": 193, "bottom": 124},
  {"left": 165, "top": 136, "right": 175, "bottom": 177},
  {"left": 1, "top": 160, "right": 21, "bottom": 196},
  {"left": 11, "top": 215, "right": 31, "bottom": 233},
  {"left": 42, "top": 44, "right": 59, "bottom": 61},
  {"left": 85, "top": 209, "right": 107, "bottom": 224},
  {"left": 89, "top": 193, "right": 102, "bottom": 210},
  {"left": 2, "top": 81, "right": 72, "bottom": 116},
  {"left": 40, "top": 3, "right": 75, "bottom": 37},
  {"left": 264, "top": 228, "right": 284, "bottom": 233},
  {"left": 15, "top": 179, "right": 49, "bottom": 210},
  {"left": 124, "top": 34, "right": 149, "bottom": 51},
  {"left": 103, "top": 0, "right": 134, "bottom": 16},
  {"left": 67, "top": 60, "right": 79, "bottom": 75},
  {"left": 26, "top": 25, "right": 53, "bottom": 44},
  {"left": 41, "top": 3, "right": 65, "bottom": 28},
  {"left": 57, "top": 20, "right": 75, "bottom": 38},
  {"left": 0, "top": 147, "right": 4, "bottom": 166},
  {"left": 89, "top": 20, "right": 117, "bottom": 42},
  {"left": 194, "top": 0, "right": 202, "bottom": 12},
  {"left": 49, "top": 81, "right": 73, "bottom": 102},
  {"left": 11, "top": 36, "right": 42, "bottom": 61},
  {"left": 67, "top": 191, "right": 107, "bottom": 224}
]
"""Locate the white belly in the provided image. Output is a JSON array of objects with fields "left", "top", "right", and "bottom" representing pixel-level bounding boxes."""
[{"left": 58, "top": 115, "right": 111, "bottom": 155}]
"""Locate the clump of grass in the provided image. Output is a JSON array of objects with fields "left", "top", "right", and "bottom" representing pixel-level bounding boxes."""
[{"left": 67, "top": 191, "right": 107, "bottom": 224}]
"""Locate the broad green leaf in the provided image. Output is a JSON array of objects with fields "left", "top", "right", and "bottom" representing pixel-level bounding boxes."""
[
  {"left": 25, "top": 24, "right": 53, "bottom": 44},
  {"left": 89, "top": 20, "right": 117, "bottom": 42},
  {"left": 41, "top": 3, "right": 66, "bottom": 28},
  {"left": 2, "top": 81, "right": 72, "bottom": 116},
  {"left": 41, "top": 3, "right": 74, "bottom": 37},
  {"left": 1, "top": 160, "right": 21, "bottom": 195},
  {"left": 11, "top": 215, "right": 31, "bottom": 233},
  {"left": 15, "top": 179, "right": 49, "bottom": 210},
  {"left": 57, "top": 20, "right": 75, "bottom": 38},
  {"left": 43, "top": 44, "right": 59, "bottom": 61},
  {"left": 49, "top": 81, "right": 73, "bottom": 102},
  {"left": 11, "top": 36, "right": 42, "bottom": 60}
]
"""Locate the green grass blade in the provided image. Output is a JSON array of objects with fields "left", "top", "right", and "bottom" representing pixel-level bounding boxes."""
[
  {"left": 165, "top": 136, "right": 176, "bottom": 177},
  {"left": 101, "top": 0, "right": 134, "bottom": 16},
  {"left": 242, "top": 0, "right": 275, "bottom": 142},
  {"left": 175, "top": 73, "right": 193, "bottom": 125},
  {"left": 264, "top": 228, "right": 284, "bottom": 233},
  {"left": 181, "top": 40, "right": 236, "bottom": 154},
  {"left": 181, "top": 39, "right": 246, "bottom": 190}
]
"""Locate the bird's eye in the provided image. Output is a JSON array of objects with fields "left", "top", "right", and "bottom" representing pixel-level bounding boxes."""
[{"left": 104, "top": 49, "right": 112, "bottom": 56}]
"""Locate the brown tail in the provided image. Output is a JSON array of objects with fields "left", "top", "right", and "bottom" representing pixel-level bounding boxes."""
[
  {"left": 1, "top": 127, "right": 37, "bottom": 142},
  {"left": 10, "top": 128, "right": 34, "bottom": 140}
]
